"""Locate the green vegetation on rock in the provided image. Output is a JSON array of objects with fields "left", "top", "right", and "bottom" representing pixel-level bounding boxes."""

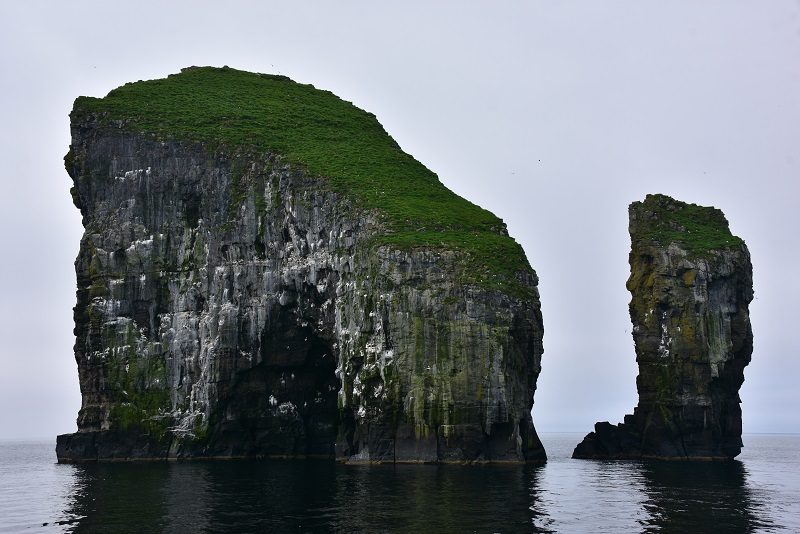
[
  {"left": 632, "top": 194, "right": 744, "bottom": 254},
  {"left": 101, "top": 322, "right": 171, "bottom": 439},
  {"left": 73, "top": 66, "right": 533, "bottom": 297}
]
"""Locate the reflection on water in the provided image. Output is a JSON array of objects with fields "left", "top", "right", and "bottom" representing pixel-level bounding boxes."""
[
  {"left": 638, "top": 460, "right": 771, "bottom": 532},
  {"left": 65, "top": 464, "right": 171, "bottom": 532},
  {"left": 2, "top": 435, "right": 797, "bottom": 532},
  {"left": 532, "top": 435, "right": 785, "bottom": 532},
  {"left": 64, "top": 462, "right": 550, "bottom": 533}
]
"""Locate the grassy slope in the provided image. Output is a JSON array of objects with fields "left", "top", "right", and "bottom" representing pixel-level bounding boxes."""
[
  {"left": 632, "top": 194, "right": 744, "bottom": 254},
  {"left": 73, "top": 66, "right": 534, "bottom": 297}
]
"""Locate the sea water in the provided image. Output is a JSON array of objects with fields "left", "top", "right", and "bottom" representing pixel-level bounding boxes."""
[{"left": 1, "top": 433, "right": 798, "bottom": 532}]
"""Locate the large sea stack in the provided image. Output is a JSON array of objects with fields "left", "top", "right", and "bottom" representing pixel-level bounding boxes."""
[
  {"left": 56, "top": 67, "right": 546, "bottom": 463},
  {"left": 573, "top": 194, "right": 753, "bottom": 460}
]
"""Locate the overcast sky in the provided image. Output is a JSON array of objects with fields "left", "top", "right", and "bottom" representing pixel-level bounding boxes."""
[{"left": 1, "top": 1, "right": 797, "bottom": 440}]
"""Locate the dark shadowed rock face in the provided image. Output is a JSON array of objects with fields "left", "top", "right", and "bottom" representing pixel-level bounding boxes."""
[
  {"left": 56, "top": 67, "right": 546, "bottom": 463},
  {"left": 573, "top": 194, "right": 753, "bottom": 460}
]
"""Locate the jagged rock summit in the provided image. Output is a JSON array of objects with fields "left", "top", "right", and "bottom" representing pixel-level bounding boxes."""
[
  {"left": 573, "top": 194, "right": 753, "bottom": 460},
  {"left": 56, "top": 66, "right": 546, "bottom": 463}
]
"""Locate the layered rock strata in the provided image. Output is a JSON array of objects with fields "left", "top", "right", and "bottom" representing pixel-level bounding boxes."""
[
  {"left": 573, "top": 194, "right": 753, "bottom": 460},
  {"left": 56, "top": 67, "right": 546, "bottom": 463}
]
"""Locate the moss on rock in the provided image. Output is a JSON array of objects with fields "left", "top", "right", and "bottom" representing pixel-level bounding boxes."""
[
  {"left": 72, "top": 66, "right": 534, "bottom": 297},
  {"left": 630, "top": 194, "right": 744, "bottom": 255}
]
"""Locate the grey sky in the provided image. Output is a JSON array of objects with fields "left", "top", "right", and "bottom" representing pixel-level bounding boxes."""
[{"left": 1, "top": 1, "right": 797, "bottom": 440}]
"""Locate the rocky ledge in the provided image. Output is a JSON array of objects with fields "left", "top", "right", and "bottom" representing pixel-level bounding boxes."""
[
  {"left": 56, "top": 67, "right": 546, "bottom": 463},
  {"left": 573, "top": 194, "right": 753, "bottom": 460}
]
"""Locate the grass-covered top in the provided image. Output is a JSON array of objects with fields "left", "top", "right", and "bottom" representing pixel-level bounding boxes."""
[
  {"left": 72, "top": 66, "right": 534, "bottom": 297},
  {"left": 630, "top": 194, "right": 744, "bottom": 254}
]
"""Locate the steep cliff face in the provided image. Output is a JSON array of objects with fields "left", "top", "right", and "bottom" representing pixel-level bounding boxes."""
[
  {"left": 56, "top": 67, "right": 546, "bottom": 463},
  {"left": 573, "top": 194, "right": 753, "bottom": 460}
]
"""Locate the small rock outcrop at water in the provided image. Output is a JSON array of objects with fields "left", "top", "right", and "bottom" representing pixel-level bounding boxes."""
[
  {"left": 573, "top": 194, "right": 753, "bottom": 460},
  {"left": 56, "top": 67, "right": 546, "bottom": 463}
]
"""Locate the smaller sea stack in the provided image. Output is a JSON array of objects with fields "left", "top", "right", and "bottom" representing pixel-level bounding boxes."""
[{"left": 573, "top": 194, "right": 753, "bottom": 460}]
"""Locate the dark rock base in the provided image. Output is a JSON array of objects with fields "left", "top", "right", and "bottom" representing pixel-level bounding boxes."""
[
  {"left": 572, "top": 416, "right": 742, "bottom": 461},
  {"left": 57, "top": 424, "right": 546, "bottom": 464}
]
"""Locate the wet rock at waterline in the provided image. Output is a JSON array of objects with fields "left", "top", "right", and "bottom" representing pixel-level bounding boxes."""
[
  {"left": 573, "top": 194, "right": 753, "bottom": 460},
  {"left": 56, "top": 67, "right": 546, "bottom": 463}
]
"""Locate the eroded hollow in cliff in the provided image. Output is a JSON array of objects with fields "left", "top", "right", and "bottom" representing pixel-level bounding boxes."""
[{"left": 210, "top": 305, "right": 340, "bottom": 458}]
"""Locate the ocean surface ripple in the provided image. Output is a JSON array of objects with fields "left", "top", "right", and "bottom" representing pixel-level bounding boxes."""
[{"left": 1, "top": 434, "right": 797, "bottom": 532}]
